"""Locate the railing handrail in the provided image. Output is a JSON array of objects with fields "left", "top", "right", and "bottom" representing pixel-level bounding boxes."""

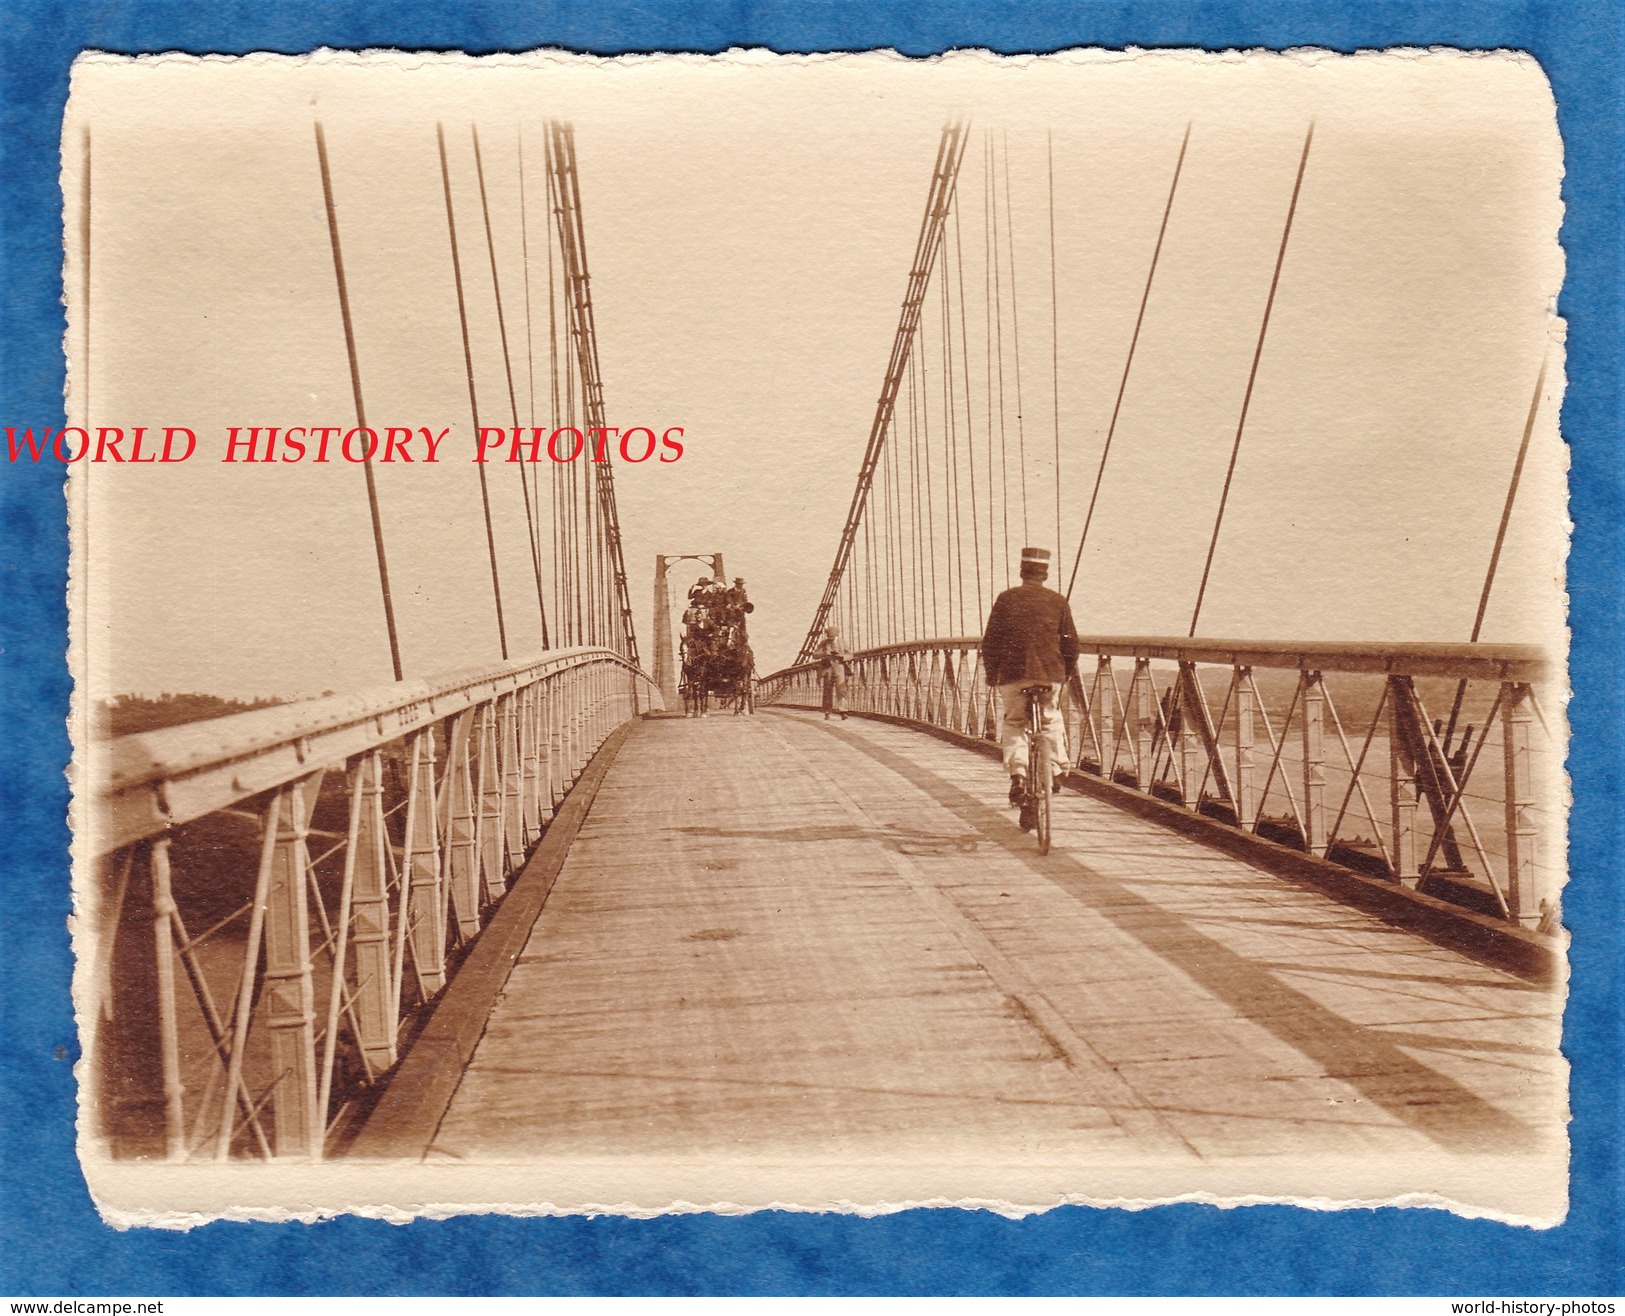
[
  {"left": 761, "top": 634, "right": 1551, "bottom": 685},
  {"left": 756, "top": 629, "right": 1559, "bottom": 932},
  {"left": 90, "top": 646, "right": 653, "bottom": 854}
]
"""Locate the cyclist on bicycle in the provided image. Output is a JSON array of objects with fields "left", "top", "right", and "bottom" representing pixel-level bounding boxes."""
[{"left": 980, "top": 547, "right": 1079, "bottom": 807}]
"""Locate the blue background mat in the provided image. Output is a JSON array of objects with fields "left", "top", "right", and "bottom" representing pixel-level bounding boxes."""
[{"left": 1, "top": 0, "right": 1619, "bottom": 1296}]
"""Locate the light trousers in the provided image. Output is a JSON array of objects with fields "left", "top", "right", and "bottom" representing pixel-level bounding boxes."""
[
  {"left": 820, "top": 667, "right": 847, "bottom": 714},
  {"left": 997, "top": 681, "right": 1067, "bottom": 781}
]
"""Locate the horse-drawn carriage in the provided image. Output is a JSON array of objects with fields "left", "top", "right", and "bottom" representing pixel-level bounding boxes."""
[{"left": 680, "top": 579, "right": 755, "bottom": 716}]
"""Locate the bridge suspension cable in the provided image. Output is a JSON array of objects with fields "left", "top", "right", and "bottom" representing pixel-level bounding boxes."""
[
  {"left": 1064, "top": 122, "right": 1191, "bottom": 602},
  {"left": 1440, "top": 350, "right": 1551, "bottom": 754},
  {"left": 545, "top": 122, "right": 640, "bottom": 664},
  {"left": 987, "top": 133, "right": 1011, "bottom": 592},
  {"left": 789, "top": 104, "right": 1580, "bottom": 708},
  {"left": 437, "top": 121, "right": 511, "bottom": 661},
  {"left": 772, "top": 122, "right": 1556, "bottom": 952},
  {"left": 801, "top": 119, "right": 1325, "bottom": 662},
  {"left": 313, "top": 121, "right": 404, "bottom": 682},
  {"left": 813, "top": 122, "right": 1084, "bottom": 659},
  {"left": 515, "top": 129, "right": 552, "bottom": 649},
  {"left": 1468, "top": 350, "right": 1549, "bottom": 648},
  {"left": 1187, "top": 122, "right": 1315, "bottom": 637},
  {"left": 471, "top": 125, "right": 551, "bottom": 649},
  {"left": 796, "top": 120, "right": 969, "bottom": 663},
  {"left": 999, "top": 130, "right": 1031, "bottom": 551},
  {"left": 307, "top": 119, "right": 639, "bottom": 678}
]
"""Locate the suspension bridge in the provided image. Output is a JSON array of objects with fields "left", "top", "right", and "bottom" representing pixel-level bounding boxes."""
[{"left": 80, "top": 117, "right": 1564, "bottom": 1180}]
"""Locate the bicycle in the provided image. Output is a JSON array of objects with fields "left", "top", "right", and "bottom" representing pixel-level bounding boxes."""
[{"left": 1017, "top": 683, "right": 1054, "bottom": 854}]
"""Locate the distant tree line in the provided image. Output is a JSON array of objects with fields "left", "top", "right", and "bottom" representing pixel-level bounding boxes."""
[{"left": 99, "top": 692, "right": 288, "bottom": 739}]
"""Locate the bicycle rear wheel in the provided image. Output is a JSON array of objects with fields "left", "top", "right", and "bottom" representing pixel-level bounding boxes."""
[{"left": 1029, "top": 709, "right": 1052, "bottom": 855}]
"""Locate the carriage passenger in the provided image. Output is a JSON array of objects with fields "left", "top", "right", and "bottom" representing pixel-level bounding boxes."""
[{"left": 724, "top": 577, "right": 755, "bottom": 625}]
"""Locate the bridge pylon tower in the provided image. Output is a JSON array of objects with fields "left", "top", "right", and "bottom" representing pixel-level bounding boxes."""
[{"left": 653, "top": 552, "right": 725, "bottom": 707}]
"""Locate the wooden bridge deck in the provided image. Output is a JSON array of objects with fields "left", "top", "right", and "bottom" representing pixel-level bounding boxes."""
[{"left": 426, "top": 709, "right": 1564, "bottom": 1200}]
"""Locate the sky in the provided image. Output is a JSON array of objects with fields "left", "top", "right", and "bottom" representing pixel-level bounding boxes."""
[{"left": 64, "top": 49, "right": 1565, "bottom": 699}]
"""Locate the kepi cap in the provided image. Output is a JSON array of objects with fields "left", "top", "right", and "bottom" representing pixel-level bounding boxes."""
[{"left": 1020, "top": 547, "right": 1051, "bottom": 569}]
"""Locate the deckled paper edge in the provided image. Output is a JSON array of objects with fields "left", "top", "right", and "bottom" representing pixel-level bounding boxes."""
[
  {"left": 100, "top": 1187, "right": 1565, "bottom": 1233},
  {"left": 60, "top": 42, "right": 1572, "bottom": 1232}
]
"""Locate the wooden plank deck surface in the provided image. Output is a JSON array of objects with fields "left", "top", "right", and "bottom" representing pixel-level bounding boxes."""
[{"left": 430, "top": 710, "right": 1564, "bottom": 1171}]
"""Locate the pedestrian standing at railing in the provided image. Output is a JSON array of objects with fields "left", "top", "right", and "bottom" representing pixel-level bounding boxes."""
[
  {"left": 811, "top": 625, "right": 851, "bottom": 721},
  {"left": 980, "top": 547, "right": 1078, "bottom": 806}
]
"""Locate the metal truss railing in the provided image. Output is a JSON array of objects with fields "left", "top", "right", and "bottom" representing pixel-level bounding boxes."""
[
  {"left": 759, "top": 636, "right": 1558, "bottom": 930},
  {"left": 83, "top": 648, "right": 662, "bottom": 1162}
]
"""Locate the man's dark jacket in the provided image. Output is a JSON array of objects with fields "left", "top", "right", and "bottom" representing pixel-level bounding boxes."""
[{"left": 980, "top": 580, "right": 1080, "bottom": 685}]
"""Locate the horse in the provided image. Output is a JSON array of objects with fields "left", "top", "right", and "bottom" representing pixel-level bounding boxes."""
[{"left": 681, "top": 634, "right": 755, "bottom": 716}]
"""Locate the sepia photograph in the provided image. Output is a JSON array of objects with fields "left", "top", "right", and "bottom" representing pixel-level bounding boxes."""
[{"left": 63, "top": 48, "right": 1569, "bottom": 1227}]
